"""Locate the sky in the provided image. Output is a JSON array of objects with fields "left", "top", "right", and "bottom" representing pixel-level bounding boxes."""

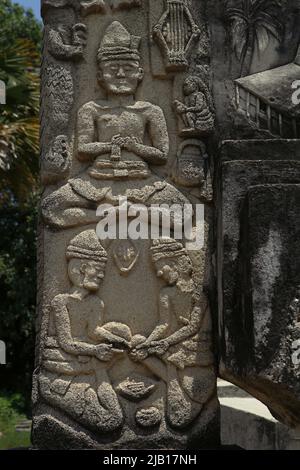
[{"left": 15, "top": 0, "right": 42, "bottom": 20}]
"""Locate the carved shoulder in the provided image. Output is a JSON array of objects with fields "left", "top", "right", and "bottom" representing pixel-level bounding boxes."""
[
  {"left": 82, "top": 294, "right": 104, "bottom": 311},
  {"left": 136, "top": 101, "right": 166, "bottom": 120},
  {"left": 78, "top": 101, "right": 98, "bottom": 118},
  {"left": 51, "top": 293, "right": 69, "bottom": 311}
]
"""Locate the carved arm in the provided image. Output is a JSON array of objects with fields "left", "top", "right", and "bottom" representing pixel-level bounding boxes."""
[{"left": 52, "top": 295, "right": 102, "bottom": 357}]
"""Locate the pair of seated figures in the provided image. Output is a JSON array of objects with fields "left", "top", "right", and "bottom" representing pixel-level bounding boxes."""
[{"left": 40, "top": 21, "right": 214, "bottom": 433}]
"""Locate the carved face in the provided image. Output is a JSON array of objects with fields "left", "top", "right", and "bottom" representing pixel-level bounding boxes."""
[
  {"left": 183, "top": 78, "right": 198, "bottom": 96},
  {"left": 98, "top": 59, "right": 144, "bottom": 95},
  {"left": 68, "top": 259, "right": 106, "bottom": 292}
]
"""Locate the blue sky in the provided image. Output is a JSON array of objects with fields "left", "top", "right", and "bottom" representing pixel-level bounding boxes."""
[{"left": 15, "top": 0, "right": 41, "bottom": 20}]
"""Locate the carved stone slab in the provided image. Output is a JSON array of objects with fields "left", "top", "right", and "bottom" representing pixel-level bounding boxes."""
[{"left": 33, "top": 0, "right": 219, "bottom": 449}]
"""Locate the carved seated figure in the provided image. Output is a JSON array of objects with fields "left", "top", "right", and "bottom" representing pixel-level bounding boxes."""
[
  {"left": 39, "top": 230, "right": 125, "bottom": 433},
  {"left": 174, "top": 76, "right": 215, "bottom": 136},
  {"left": 42, "top": 21, "right": 188, "bottom": 229},
  {"left": 130, "top": 238, "right": 215, "bottom": 429}
]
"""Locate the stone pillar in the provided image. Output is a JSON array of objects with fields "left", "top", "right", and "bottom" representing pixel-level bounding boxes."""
[
  {"left": 218, "top": 140, "right": 300, "bottom": 428},
  {"left": 32, "top": 0, "right": 219, "bottom": 449}
]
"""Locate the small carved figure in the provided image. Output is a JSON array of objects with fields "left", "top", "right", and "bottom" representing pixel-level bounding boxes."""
[
  {"left": 130, "top": 238, "right": 215, "bottom": 429},
  {"left": 42, "top": 21, "right": 188, "bottom": 229},
  {"left": 39, "top": 230, "right": 125, "bottom": 433},
  {"left": 41, "top": 135, "right": 71, "bottom": 185},
  {"left": 47, "top": 22, "right": 87, "bottom": 62},
  {"left": 41, "top": 7, "right": 87, "bottom": 185},
  {"left": 174, "top": 76, "right": 215, "bottom": 136}
]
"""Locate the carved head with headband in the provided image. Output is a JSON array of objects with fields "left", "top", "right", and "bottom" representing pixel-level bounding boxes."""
[{"left": 97, "top": 21, "right": 144, "bottom": 95}]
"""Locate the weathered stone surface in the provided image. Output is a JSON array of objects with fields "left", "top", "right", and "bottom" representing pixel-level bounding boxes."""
[
  {"left": 35, "top": 0, "right": 300, "bottom": 448},
  {"left": 220, "top": 139, "right": 300, "bottom": 162},
  {"left": 218, "top": 140, "right": 300, "bottom": 427},
  {"left": 33, "top": 0, "right": 219, "bottom": 450}
]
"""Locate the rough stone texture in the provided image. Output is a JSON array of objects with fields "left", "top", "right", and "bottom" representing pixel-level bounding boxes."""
[
  {"left": 33, "top": 0, "right": 219, "bottom": 450},
  {"left": 218, "top": 140, "right": 300, "bottom": 427},
  {"left": 34, "top": 0, "right": 300, "bottom": 449}
]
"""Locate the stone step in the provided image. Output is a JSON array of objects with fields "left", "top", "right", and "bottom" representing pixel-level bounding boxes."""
[{"left": 218, "top": 380, "right": 300, "bottom": 450}]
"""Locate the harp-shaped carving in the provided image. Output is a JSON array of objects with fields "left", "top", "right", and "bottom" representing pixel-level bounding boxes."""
[{"left": 153, "top": 0, "right": 200, "bottom": 71}]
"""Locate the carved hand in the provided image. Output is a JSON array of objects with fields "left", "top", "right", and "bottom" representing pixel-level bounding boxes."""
[
  {"left": 122, "top": 137, "right": 141, "bottom": 153},
  {"left": 95, "top": 344, "right": 119, "bottom": 362},
  {"left": 110, "top": 135, "right": 140, "bottom": 153},
  {"left": 72, "top": 24, "right": 88, "bottom": 50},
  {"left": 111, "top": 135, "right": 125, "bottom": 147},
  {"left": 129, "top": 348, "right": 149, "bottom": 362},
  {"left": 174, "top": 100, "right": 186, "bottom": 113},
  {"left": 147, "top": 340, "right": 169, "bottom": 357}
]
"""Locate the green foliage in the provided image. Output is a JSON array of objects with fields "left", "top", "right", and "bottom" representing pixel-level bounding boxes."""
[
  {"left": 0, "top": 3, "right": 42, "bottom": 407},
  {"left": 0, "top": 392, "right": 31, "bottom": 449},
  {"left": 0, "top": 3, "right": 41, "bottom": 402},
  {"left": 0, "top": 0, "right": 42, "bottom": 47},
  {"left": 0, "top": 1, "right": 41, "bottom": 201},
  {"left": 0, "top": 194, "right": 38, "bottom": 403}
]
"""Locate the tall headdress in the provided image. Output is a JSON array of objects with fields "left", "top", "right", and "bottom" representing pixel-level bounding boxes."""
[
  {"left": 97, "top": 21, "right": 141, "bottom": 63},
  {"left": 67, "top": 230, "right": 108, "bottom": 263},
  {"left": 150, "top": 238, "right": 187, "bottom": 262}
]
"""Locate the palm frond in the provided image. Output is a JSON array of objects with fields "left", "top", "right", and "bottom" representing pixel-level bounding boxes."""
[{"left": 0, "top": 34, "right": 39, "bottom": 201}]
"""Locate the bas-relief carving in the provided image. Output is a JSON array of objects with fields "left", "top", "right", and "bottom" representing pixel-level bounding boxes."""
[
  {"left": 40, "top": 231, "right": 124, "bottom": 432},
  {"left": 81, "top": 0, "right": 142, "bottom": 15},
  {"left": 153, "top": 0, "right": 201, "bottom": 72},
  {"left": 171, "top": 139, "right": 210, "bottom": 190},
  {"left": 112, "top": 240, "right": 140, "bottom": 276},
  {"left": 40, "top": 232, "right": 215, "bottom": 434},
  {"left": 41, "top": 8, "right": 87, "bottom": 184},
  {"left": 37, "top": 3, "right": 218, "bottom": 448},
  {"left": 42, "top": 136, "right": 71, "bottom": 185},
  {"left": 42, "top": 21, "right": 189, "bottom": 229},
  {"left": 42, "top": 0, "right": 141, "bottom": 15},
  {"left": 174, "top": 76, "right": 215, "bottom": 137}
]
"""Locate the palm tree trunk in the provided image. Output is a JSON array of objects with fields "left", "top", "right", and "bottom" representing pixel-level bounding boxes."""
[{"left": 241, "top": 27, "right": 255, "bottom": 76}]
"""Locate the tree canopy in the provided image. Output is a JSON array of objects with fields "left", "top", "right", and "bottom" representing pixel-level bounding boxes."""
[
  {"left": 0, "top": 0, "right": 41, "bottom": 202},
  {"left": 0, "top": 0, "right": 42, "bottom": 47},
  {"left": 0, "top": 1, "right": 41, "bottom": 403}
]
